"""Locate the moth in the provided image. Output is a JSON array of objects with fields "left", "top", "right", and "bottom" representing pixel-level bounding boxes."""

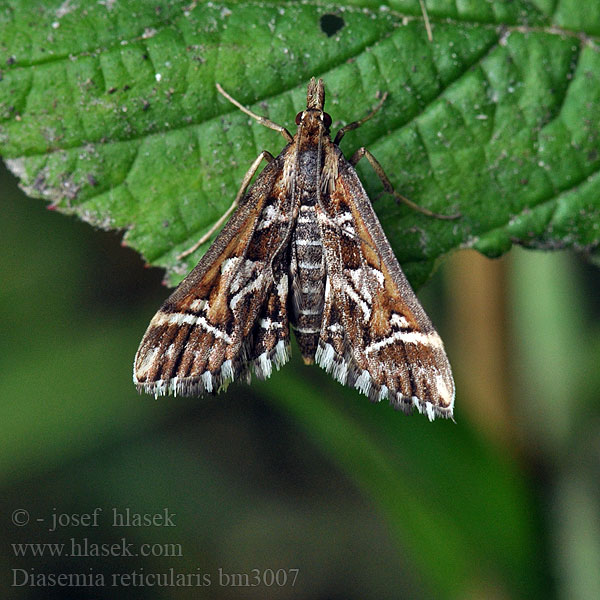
[{"left": 134, "top": 78, "right": 455, "bottom": 420}]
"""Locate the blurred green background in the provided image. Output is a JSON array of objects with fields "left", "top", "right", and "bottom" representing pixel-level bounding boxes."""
[{"left": 2, "top": 159, "right": 599, "bottom": 599}]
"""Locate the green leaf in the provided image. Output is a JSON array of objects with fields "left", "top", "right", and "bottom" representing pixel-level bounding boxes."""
[{"left": 1, "top": 1, "right": 598, "bottom": 287}]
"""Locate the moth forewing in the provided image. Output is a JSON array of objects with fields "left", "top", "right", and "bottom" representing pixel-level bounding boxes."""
[
  {"left": 134, "top": 155, "right": 292, "bottom": 397},
  {"left": 315, "top": 155, "right": 454, "bottom": 419},
  {"left": 134, "top": 78, "right": 455, "bottom": 420}
]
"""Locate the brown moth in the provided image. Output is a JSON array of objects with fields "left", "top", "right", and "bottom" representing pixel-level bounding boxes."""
[{"left": 134, "top": 79, "right": 455, "bottom": 420}]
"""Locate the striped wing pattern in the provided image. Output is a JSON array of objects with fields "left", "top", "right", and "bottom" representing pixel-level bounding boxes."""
[
  {"left": 134, "top": 156, "right": 293, "bottom": 397},
  {"left": 314, "top": 153, "right": 454, "bottom": 420}
]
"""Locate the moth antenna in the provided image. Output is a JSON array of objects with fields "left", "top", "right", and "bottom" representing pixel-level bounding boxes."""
[
  {"left": 269, "top": 110, "right": 302, "bottom": 271},
  {"left": 419, "top": 0, "right": 433, "bottom": 42}
]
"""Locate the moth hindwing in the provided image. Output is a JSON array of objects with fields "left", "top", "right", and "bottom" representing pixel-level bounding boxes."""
[{"left": 134, "top": 78, "right": 455, "bottom": 421}]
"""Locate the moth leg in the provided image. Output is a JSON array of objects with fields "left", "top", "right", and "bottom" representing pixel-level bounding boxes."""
[
  {"left": 350, "top": 147, "right": 461, "bottom": 220},
  {"left": 177, "top": 150, "right": 275, "bottom": 260},
  {"left": 216, "top": 83, "right": 293, "bottom": 143},
  {"left": 334, "top": 92, "right": 388, "bottom": 145}
]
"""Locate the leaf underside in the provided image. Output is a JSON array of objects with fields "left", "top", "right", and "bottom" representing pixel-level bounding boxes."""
[{"left": 1, "top": 0, "right": 599, "bottom": 288}]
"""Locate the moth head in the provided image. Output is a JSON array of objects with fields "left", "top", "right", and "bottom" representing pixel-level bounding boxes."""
[
  {"left": 294, "top": 78, "right": 332, "bottom": 136},
  {"left": 295, "top": 109, "right": 332, "bottom": 133}
]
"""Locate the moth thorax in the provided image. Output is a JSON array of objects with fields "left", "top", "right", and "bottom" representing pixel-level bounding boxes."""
[{"left": 297, "top": 149, "right": 322, "bottom": 192}]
